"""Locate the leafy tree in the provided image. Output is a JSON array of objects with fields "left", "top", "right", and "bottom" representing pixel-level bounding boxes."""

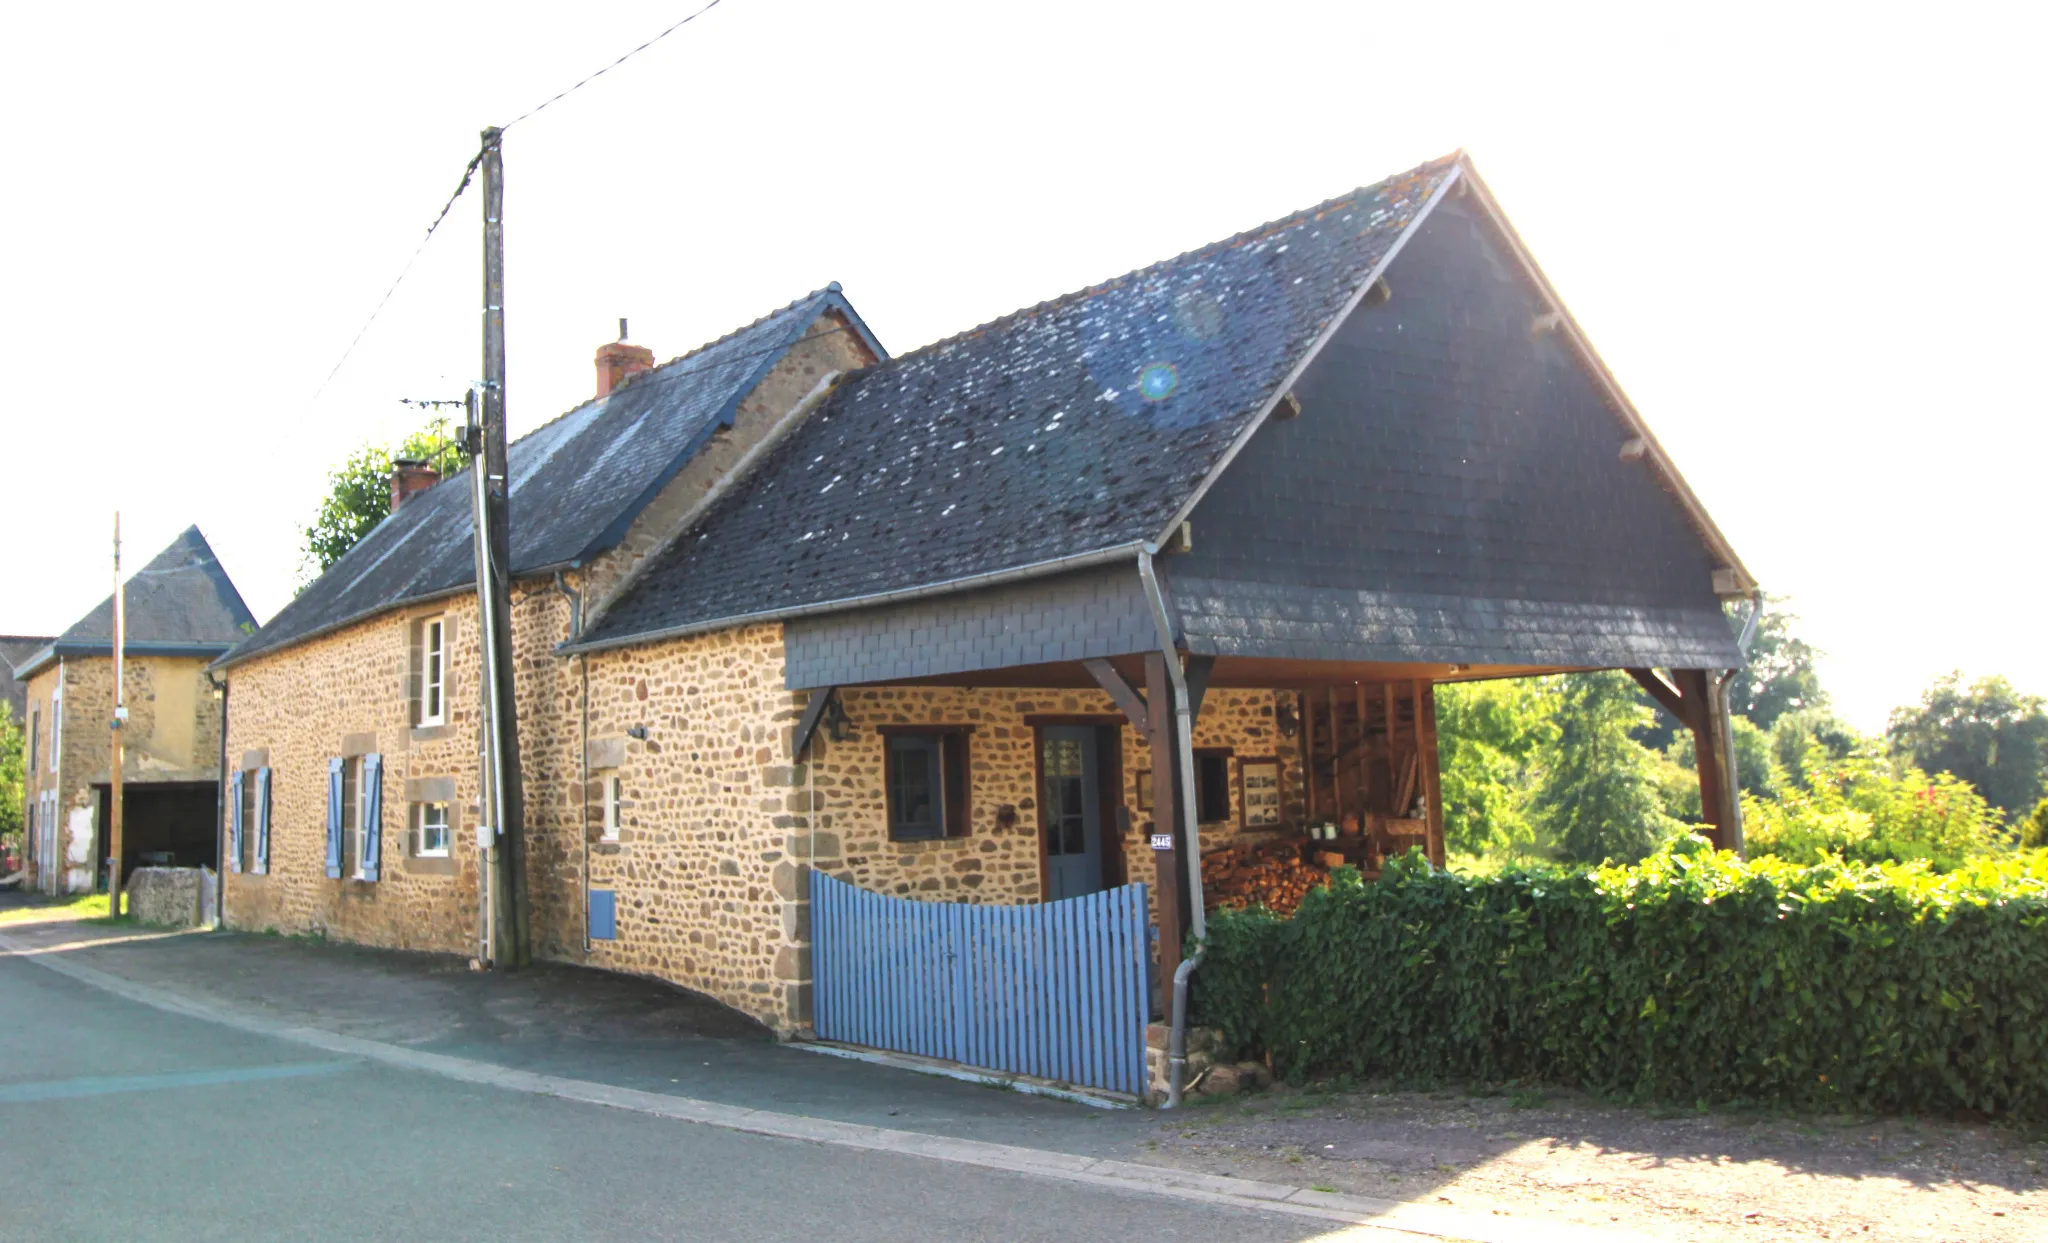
[
  {"left": 1726, "top": 595, "right": 1828, "bottom": 730},
  {"left": 1535, "top": 672, "right": 1685, "bottom": 865},
  {"left": 1769, "top": 706, "right": 1861, "bottom": 790},
  {"left": 1886, "top": 673, "right": 2048, "bottom": 817},
  {"left": 0, "top": 702, "right": 21, "bottom": 844},
  {"left": 299, "top": 417, "right": 464, "bottom": 583},
  {"left": 2022, "top": 798, "right": 2048, "bottom": 851},
  {"left": 1435, "top": 678, "right": 1557, "bottom": 857}
]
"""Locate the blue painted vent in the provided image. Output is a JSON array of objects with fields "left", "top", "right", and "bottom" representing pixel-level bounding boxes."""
[{"left": 588, "top": 890, "right": 617, "bottom": 941}]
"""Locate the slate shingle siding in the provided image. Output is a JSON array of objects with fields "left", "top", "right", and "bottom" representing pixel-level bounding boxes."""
[
  {"left": 784, "top": 565, "right": 1155, "bottom": 688},
  {"left": 225, "top": 291, "right": 878, "bottom": 666},
  {"left": 1166, "top": 195, "right": 1740, "bottom": 669},
  {"left": 581, "top": 159, "right": 1459, "bottom": 647}
]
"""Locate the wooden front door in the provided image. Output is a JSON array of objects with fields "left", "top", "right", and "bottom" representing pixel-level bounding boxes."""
[{"left": 1041, "top": 726, "right": 1106, "bottom": 900}]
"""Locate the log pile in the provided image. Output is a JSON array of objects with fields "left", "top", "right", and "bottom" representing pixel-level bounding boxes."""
[{"left": 1202, "top": 840, "right": 1327, "bottom": 916}]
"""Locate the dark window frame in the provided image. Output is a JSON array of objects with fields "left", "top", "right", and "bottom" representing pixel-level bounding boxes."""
[
  {"left": 1195, "top": 748, "right": 1234, "bottom": 826},
  {"left": 879, "top": 726, "right": 972, "bottom": 842}
]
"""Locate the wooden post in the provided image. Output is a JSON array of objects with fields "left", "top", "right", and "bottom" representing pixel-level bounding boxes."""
[
  {"left": 1301, "top": 690, "right": 1316, "bottom": 822},
  {"left": 1416, "top": 681, "right": 1444, "bottom": 867},
  {"left": 478, "top": 127, "right": 530, "bottom": 968},
  {"left": 108, "top": 512, "right": 125, "bottom": 918},
  {"left": 1353, "top": 683, "right": 1370, "bottom": 828},
  {"left": 1145, "top": 652, "right": 1180, "bottom": 1013},
  {"left": 1673, "top": 669, "right": 1729, "bottom": 850}
]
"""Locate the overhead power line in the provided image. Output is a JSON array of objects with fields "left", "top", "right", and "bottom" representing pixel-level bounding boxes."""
[
  {"left": 308, "top": 0, "right": 728, "bottom": 403},
  {"left": 501, "top": 0, "right": 724, "bottom": 131}
]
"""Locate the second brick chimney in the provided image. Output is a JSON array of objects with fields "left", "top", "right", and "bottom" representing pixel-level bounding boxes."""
[
  {"left": 390, "top": 458, "right": 440, "bottom": 513},
  {"left": 595, "top": 317, "right": 655, "bottom": 397}
]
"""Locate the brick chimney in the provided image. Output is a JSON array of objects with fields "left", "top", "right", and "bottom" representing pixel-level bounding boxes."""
[
  {"left": 389, "top": 458, "right": 440, "bottom": 513},
  {"left": 595, "top": 317, "right": 655, "bottom": 397}
]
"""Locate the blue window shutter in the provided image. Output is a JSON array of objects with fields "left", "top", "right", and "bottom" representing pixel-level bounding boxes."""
[
  {"left": 228, "top": 770, "right": 244, "bottom": 875},
  {"left": 361, "top": 754, "right": 383, "bottom": 882},
  {"left": 589, "top": 890, "right": 617, "bottom": 941},
  {"left": 325, "top": 758, "right": 344, "bottom": 879},
  {"left": 254, "top": 768, "right": 272, "bottom": 875}
]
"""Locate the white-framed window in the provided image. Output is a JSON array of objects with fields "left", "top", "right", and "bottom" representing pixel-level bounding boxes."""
[
  {"left": 241, "top": 771, "right": 262, "bottom": 872},
  {"left": 48, "top": 681, "right": 60, "bottom": 772},
  {"left": 601, "top": 772, "right": 622, "bottom": 842},
  {"left": 352, "top": 759, "right": 372, "bottom": 878},
  {"left": 415, "top": 801, "right": 450, "bottom": 857},
  {"left": 419, "top": 617, "right": 446, "bottom": 726}
]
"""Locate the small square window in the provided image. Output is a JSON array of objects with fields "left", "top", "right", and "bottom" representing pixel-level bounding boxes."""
[
  {"left": 600, "top": 773, "right": 622, "bottom": 842},
  {"left": 416, "top": 802, "right": 450, "bottom": 857},
  {"left": 885, "top": 730, "right": 969, "bottom": 842}
]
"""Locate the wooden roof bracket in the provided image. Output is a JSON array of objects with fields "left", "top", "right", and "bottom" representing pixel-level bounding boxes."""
[{"left": 1083, "top": 658, "right": 1151, "bottom": 743}]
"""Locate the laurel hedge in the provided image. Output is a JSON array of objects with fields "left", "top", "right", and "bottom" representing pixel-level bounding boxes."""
[{"left": 1191, "top": 836, "right": 2048, "bottom": 1117}]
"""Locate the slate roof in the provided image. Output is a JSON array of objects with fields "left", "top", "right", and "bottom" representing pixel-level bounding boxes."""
[
  {"left": 1, "top": 636, "right": 53, "bottom": 723},
  {"left": 579, "top": 155, "right": 1462, "bottom": 649},
  {"left": 13, "top": 526, "right": 257, "bottom": 680},
  {"left": 219, "top": 287, "right": 883, "bottom": 667}
]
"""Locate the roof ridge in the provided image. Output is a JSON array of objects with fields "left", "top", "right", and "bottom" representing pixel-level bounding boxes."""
[{"left": 876, "top": 153, "right": 1462, "bottom": 368}]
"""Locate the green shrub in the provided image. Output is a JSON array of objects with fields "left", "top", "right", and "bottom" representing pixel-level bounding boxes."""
[
  {"left": 1746, "top": 746, "right": 2003, "bottom": 870},
  {"left": 1191, "top": 838, "right": 2048, "bottom": 1117}
]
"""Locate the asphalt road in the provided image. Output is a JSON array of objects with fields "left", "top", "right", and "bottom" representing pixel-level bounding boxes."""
[{"left": 0, "top": 951, "right": 1340, "bottom": 1243}]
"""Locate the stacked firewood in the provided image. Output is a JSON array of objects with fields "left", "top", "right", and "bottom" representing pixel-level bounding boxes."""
[{"left": 1201, "top": 841, "right": 1327, "bottom": 916}]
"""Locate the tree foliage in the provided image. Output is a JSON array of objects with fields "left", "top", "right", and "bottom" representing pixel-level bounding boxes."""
[
  {"left": 0, "top": 703, "right": 21, "bottom": 844},
  {"left": 1887, "top": 673, "right": 2048, "bottom": 817},
  {"left": 1533, "top": 672, "right": 1685, "bottom": 865},
  {"left": 299, "top": 417, "right": 464, "bottom": 584},
  {"left": 1435, "top": 679, "right": 1556, "bottom": 857},
  {"left": 1726, "top": 595, "right": 1828, "bottom": 729}
]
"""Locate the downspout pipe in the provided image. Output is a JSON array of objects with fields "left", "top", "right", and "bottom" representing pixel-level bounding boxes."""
[
  {"left": 554, "top": 571, "right": 589, "bottom": 953},
  {"left": 1137, "top": 548, "right": 1207, "bottom": 1109},
  {"left": 1715, "top": 592, "right": 1765, "bottom": 856},
  {"left": 208, "top": 670, "right": 229, "bottom": 927}
]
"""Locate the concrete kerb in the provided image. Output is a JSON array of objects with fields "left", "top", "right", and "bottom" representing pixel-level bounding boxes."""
[{"left": 0, "top": 928, "right": 1644, "bottom": 1243}]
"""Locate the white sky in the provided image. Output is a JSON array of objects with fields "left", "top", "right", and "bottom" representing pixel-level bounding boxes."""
[{"left": 3, "top": 1, "right": 2041, "bottom": 729}]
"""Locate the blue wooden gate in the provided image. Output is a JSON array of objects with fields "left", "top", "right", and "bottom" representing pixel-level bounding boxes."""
[{"left": 810, "top": 874, "right": 1151, "bottom": 1097}]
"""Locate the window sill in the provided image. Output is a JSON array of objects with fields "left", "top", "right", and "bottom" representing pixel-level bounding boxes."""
[
  {"left": 593, "top": 842, "right": 622, "bottom": 856},
  {"left": 411, "top": 723, "right": 454, "bottom": 744},
  {"left": 406, "top": 855, "right": 457, "bottom": 876}
]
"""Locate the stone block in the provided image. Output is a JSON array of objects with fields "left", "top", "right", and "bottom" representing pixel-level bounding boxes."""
[
  {"left": 781, "top": 901, "right": 810, "bottom": 943},
  {"left": 788, "top": 831, "right": 840, "bottom": 860},
  {"left": 1199, "top": 1064, "right": 1243, "bottom": 1096}
]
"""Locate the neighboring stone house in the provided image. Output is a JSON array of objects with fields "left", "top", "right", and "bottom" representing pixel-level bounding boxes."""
[
  {"left": 1, "top": 635, "right": 53, "bottom": 730},
  {"left": 217, "top": 153, "right": 1754, "bottom": 1050},
  {"left": 15, "top": 527, "right": 255, "bottom": 893}
]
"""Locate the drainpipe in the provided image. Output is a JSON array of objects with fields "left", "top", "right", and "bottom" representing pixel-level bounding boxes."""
[
  {"left": 1136, "top": 548, "right": 1207, "bottom": 1109},
  {"left": 469, "top": 404, "right": 507, "bottom": 967},
  {"left": 1715, "top": 592, "right": 1765, "bottom": 856},
  {"left": 208, "top": 670, "right": 229, "bottom": 927},
  {"left": 554, "top": 571, "right": 591, "bottom": 954}
]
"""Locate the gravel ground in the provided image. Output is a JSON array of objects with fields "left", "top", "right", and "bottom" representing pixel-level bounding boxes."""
[{"left": 1135, "top": 1081, "right": 2047, "bottom": 1241}]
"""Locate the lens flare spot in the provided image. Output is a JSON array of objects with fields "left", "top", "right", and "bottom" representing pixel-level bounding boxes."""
[{"left": 1137, "top": 362, "right": 1179, "bottom": 402}]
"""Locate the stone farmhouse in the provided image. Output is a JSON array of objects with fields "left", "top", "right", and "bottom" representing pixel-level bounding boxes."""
[
  {"left": 16, "top": 526, "right": 256, "bottom": 893},
  {"left": 214, "top": 153, "right": 1754, "bottom": 1069}
]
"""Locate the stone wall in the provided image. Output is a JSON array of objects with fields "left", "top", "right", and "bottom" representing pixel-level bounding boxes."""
[
  {"left": 127, "top": 866, "right": 211, "bottom": 928},
  {"left": 578, "top": 625, "right": 810, "bottom": 1031},
  {"left": 221, "top": 596, "right": 489, "bottom": 950}
]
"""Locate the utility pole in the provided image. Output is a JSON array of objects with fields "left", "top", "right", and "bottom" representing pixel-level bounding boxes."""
[
  {"left": 477, "top": 126, "right": 530, "bottom": 968},
  {"left": 109, "top": 513, "right": 126, "bottom": 919}
]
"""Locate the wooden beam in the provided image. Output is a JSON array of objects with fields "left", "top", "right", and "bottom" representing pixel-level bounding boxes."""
[
  {"left": 1301, "top": 690, "right": 1317, "bottom": 821},
  {"left": 1354, "top": 682, "right": 1371, "bottom": 827},
  {"left": 1083, "top": 659, "right": 1150, "bottom": 743},
  {"left": 1417, "top": 681, "right": 1445, "bottom": 867},
  {"left": 1146, "top": 653, "right": 1182, "bottom": 1014},
  {"left": 790, "top": 687, "right": 838, "bottom": 759},
  {"left": 1673, "top": 669, "right": 1728, "bottom": 850},
  {"left": 1626, "top": 668, "right": 1693, "bottom": 729}
]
